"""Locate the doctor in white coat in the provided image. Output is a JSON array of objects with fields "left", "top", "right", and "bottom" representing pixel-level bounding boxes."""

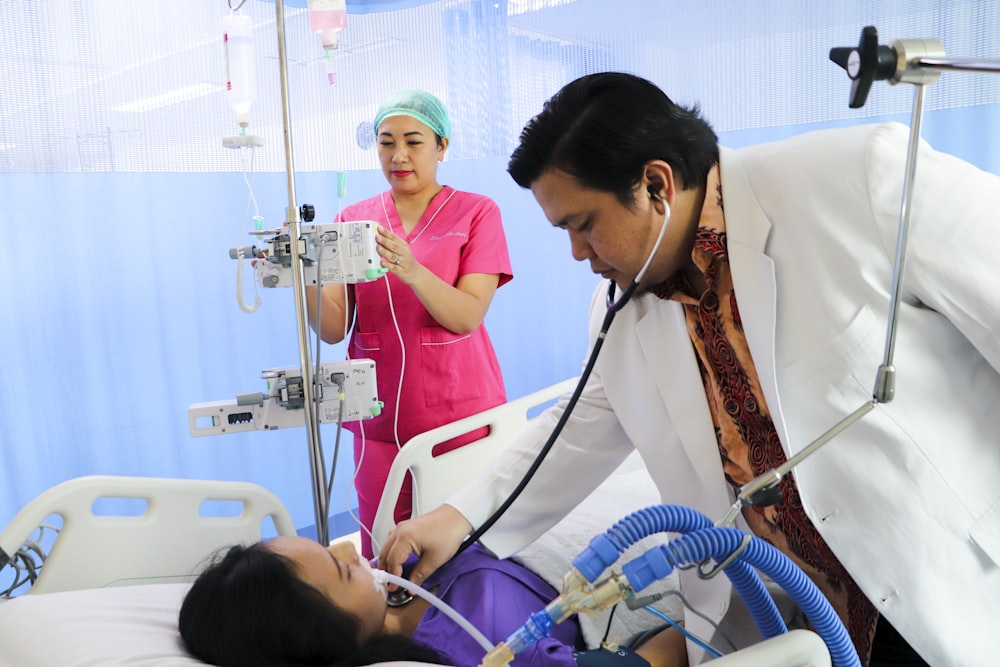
[{"left": 380, "top": 73, "right": 1000, "bottom": 667}]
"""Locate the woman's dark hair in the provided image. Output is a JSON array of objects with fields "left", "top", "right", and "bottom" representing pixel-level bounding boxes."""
[
  {"left": 179, "top": 542, "right": 451, "bottom": 667},
  {"left": 508, "top": 72, "right": 719, "bottom": 205}
]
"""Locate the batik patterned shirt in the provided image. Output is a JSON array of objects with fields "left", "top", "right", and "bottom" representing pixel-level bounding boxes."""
[{"left": 651, "top": 164, "right": 878, "bottom": 663}]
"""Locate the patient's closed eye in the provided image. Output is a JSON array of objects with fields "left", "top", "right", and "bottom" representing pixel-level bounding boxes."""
[{"left": 331, "top": 553, "right": 346, "bottom": 580}]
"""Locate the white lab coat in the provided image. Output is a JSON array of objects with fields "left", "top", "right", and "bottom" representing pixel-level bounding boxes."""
[{"left": 449, "top": 123, "right": 1000, "bottom": 666}]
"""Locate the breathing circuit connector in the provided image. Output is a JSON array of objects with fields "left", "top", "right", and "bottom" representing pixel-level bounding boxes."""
[
  {"left": 502, "top": 609, "right": 556, "bottom": 656},
  {"left": 555, "top": 570, "right": 633, "bottom": 618},
  {"left": 479, "top": 570, "right": 633, "bottom": 667},
  {"left": 560, "top": 566, "right": 588, "bottom": 597},
  {"left": 479, "top": 642, "right": 516, "bottom": 667}
]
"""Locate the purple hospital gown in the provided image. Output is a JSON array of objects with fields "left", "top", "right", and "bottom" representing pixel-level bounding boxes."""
[{"left": 411, "top": 544, "right": 585, "bottom": 667}]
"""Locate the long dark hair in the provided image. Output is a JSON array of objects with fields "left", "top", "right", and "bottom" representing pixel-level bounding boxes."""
[
  {"left": 179, "top": 542, "right": 451, "bottom": 667},
  {"left": 508, "top": 72, "right": 719, "bottom": 205}
]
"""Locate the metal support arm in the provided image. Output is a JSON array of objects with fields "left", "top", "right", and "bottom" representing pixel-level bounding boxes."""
[{"left": 718, "top": 26, "right": 1000, "bottom": 525}]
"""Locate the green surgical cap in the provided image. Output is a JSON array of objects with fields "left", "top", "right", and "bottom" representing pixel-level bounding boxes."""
[{"left": 374, "top": 89, "right": 451, "bottom": 140}]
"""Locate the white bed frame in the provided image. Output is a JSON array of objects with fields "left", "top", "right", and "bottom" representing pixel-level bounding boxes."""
[
  {"left": 0, "top": 379, "right": 832, "bottom": 667},
  {"left": 0, "top": 475, "right": 295, "bottom": 594},
  {"left": 371, "top": 377, "right": 578, "bottom": 550}
]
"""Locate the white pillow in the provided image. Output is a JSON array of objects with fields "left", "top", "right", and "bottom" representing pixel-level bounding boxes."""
[
  {"left": 0, "top": 583, "right": 200, "bottom": 666},
  {"left": 0, "top": 584, "right": 447, "bottom": 667}
]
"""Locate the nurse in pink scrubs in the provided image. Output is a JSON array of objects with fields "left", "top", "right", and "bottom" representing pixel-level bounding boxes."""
[{"left": 307, "top": 89, "right": 513, "bottom": 558}]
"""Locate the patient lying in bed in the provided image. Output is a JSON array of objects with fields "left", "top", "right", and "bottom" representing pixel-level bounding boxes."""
[
  {"left": 178, "top": 535, "right": 686, "bottom": 667},
  {"left": 0, "top": 455, "right": 683, "bottom": 667}
]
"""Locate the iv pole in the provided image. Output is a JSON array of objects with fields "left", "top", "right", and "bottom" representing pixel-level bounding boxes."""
[
  {"left": 271, "top": 0, "right": 331, "bottom": 546},
  {"left": 717, "top": 26, "right": 1000, "bottom": 527}
]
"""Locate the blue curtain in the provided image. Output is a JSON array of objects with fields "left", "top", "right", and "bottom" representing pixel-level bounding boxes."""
[
  {"left": 0, "top": 162, "right": 595, "bottom": 536},
  {"left": 2, "top": 0, "right": 999, "bottom": 538}
]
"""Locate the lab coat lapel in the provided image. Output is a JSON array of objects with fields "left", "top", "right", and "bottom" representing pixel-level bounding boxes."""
[
  {"left": 719, "top": 147, "right": 792, "bottom": 455},
  {"left": 635, "top": 302, "right": 722, "bottom": 497},
  {"left": 632, "top": 147, "right": 792, "bottom": 497}
]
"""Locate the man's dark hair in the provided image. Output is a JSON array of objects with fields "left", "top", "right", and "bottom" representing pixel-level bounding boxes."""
[{"left": 508, "top": 72, "right": 719, "bottom": 205}]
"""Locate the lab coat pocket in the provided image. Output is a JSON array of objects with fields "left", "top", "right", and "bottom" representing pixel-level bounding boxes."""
[
  {"left": 782, "top": 304, "right": 881, "bottom": 387},
  {"left": 420, "top": 327, "right": 480, "bottom": 408}
]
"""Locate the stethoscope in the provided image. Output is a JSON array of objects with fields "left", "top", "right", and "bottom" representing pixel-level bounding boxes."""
[
  {"left": 454, "top": 191, "right": 672, "bottom": 555},
  {"left": 606, "top": 191, "right": 671, "bottom": 315}
]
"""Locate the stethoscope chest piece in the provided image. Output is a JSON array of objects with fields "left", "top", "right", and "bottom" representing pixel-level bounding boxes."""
[{"left": 387, "top": 588, "right": 415, "bottom": 607}]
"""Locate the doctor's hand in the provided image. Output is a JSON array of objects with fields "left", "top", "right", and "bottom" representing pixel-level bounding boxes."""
[
  {"left": 378, "top": 504, "right": 473, "bottom": 587},
  {"left": 377, "top": 225, "right": 424, "bottom": 286}
]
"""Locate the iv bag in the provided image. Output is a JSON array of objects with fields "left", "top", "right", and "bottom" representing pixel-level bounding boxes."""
[
  {"left": 308, "top": 0, "right": 348, "bottom": 48},
  {"left": 223, "top": 13, "right": 257, "bottom": 127}
]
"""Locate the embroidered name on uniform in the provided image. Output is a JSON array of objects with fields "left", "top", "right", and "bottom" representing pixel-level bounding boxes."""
[{"left": 429, "top": 231, "right": 468, "bottom": 241}]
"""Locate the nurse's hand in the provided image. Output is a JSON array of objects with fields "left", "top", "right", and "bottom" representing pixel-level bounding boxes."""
[
  {"left": 378, "top": 504, "right": 473, "bottom": 587},
  {"left": 376, "top": 225, "right": 422, "bottom": 285}
]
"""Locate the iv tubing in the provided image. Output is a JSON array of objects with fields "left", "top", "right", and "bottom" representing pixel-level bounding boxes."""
[
  {"left": 377, "top": 571, "right": 494, "bottom": 652},
  {"left": 643, "top": 605, "right": 723, "bottom": 659},
  {"left": 235, "top": 147, "right": 262, "bottom": 314}
]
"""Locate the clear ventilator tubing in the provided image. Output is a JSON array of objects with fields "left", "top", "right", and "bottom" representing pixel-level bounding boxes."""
[{"left": 373, "top": 571, "right": 493, "bottom": 652}]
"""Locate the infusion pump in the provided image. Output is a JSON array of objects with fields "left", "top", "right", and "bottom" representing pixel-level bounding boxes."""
[
  {"left": 188, "top": 359, "right": 381, "bottom": 437},
  {"left": 231, "top": 219, "right": 386, "bottom": 289}
]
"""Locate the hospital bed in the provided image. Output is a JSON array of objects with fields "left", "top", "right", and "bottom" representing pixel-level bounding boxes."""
[{"left": 0, "top": 379, "right": 831, "bottom": 667}]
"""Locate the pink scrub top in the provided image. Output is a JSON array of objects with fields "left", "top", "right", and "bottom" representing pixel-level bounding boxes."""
[{"left": 341, "top": 186, "right": 513, "bottom": 444}]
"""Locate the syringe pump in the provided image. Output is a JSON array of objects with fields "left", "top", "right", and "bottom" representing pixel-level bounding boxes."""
[{"left": 187, "top": 359, "right": 381, "bottom": 437}]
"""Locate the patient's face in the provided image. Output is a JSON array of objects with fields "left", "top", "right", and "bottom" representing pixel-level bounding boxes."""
[{"left": 268, "top": 536, "right": 386, "bottom": 641}]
